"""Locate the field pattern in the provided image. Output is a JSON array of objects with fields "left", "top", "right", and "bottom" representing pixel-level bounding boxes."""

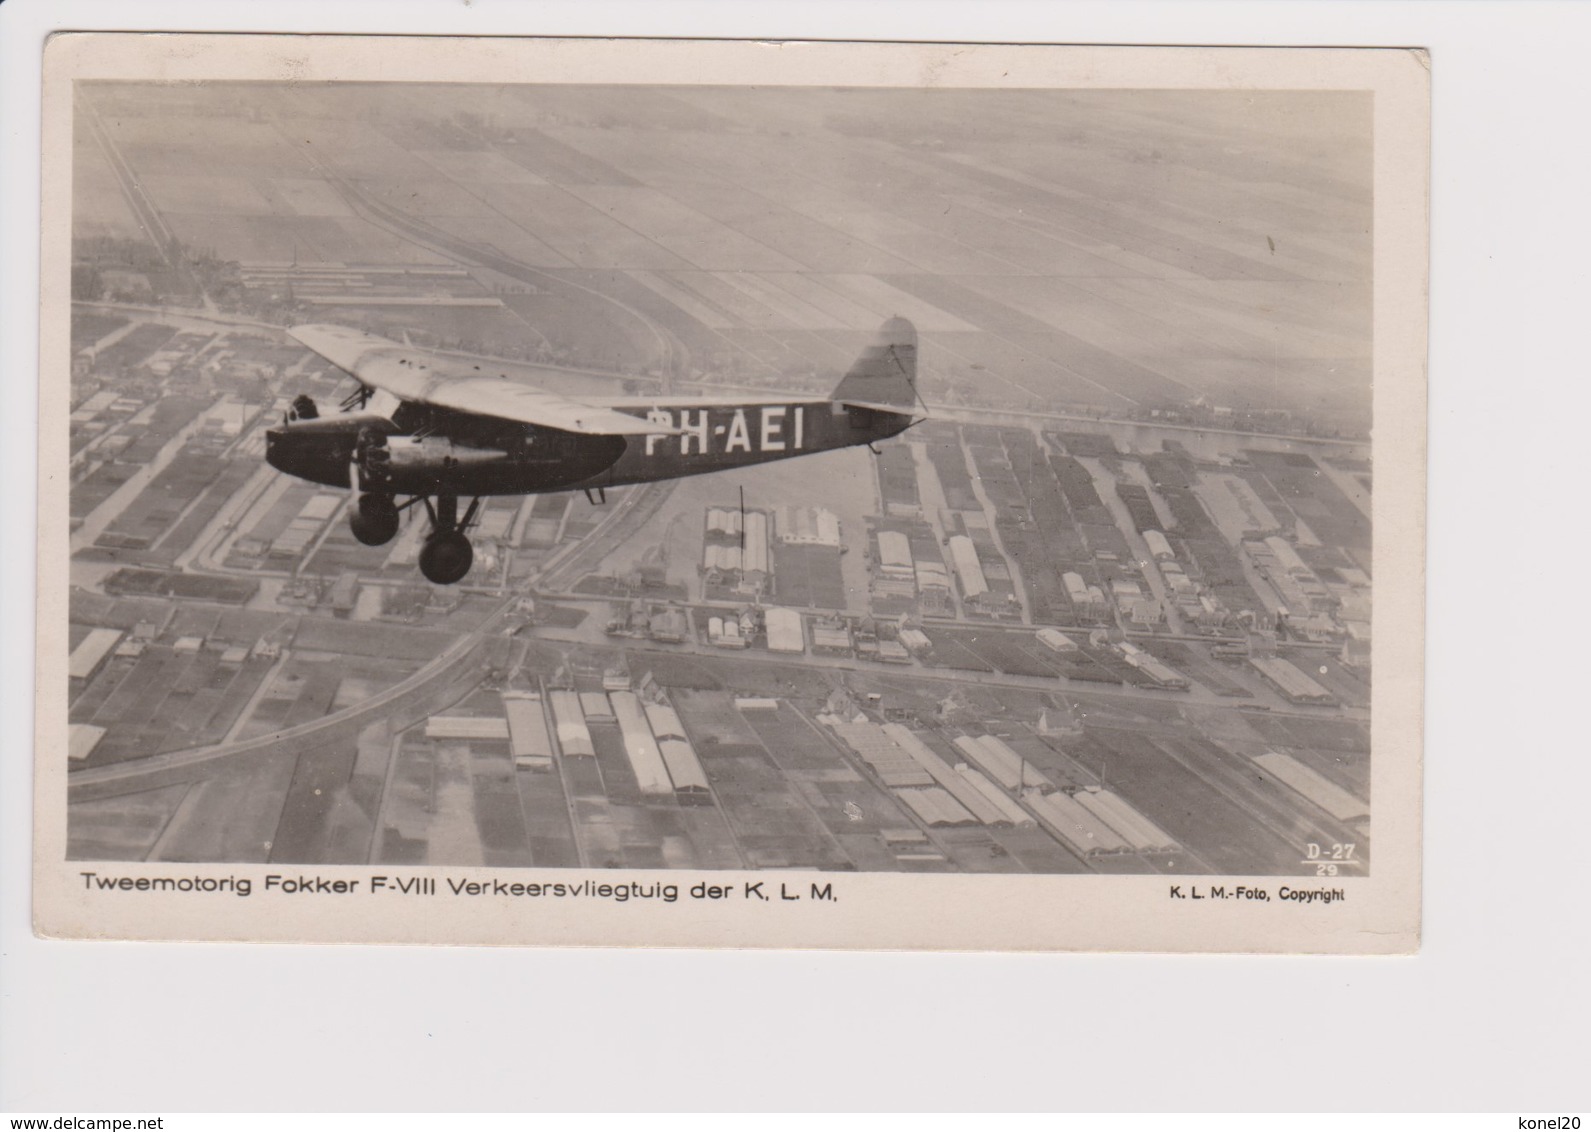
[{"left": 75, "top": 82, "right": 1371, "bottom": 428}]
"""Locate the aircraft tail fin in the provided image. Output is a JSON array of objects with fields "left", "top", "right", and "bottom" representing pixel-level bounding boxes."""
[{"left": 831, "top": 316, "right": 918, "bottom": 410}]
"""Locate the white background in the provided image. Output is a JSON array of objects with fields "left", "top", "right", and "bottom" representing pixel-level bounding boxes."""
[{"left": 3, "top": 0, "right": 1586, "bottom": 1113}]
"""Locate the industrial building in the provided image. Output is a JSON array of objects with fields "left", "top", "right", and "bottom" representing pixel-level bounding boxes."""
[
  {"left": 898, "top": 628, "right": 933, "bottom": 653},
  {"left": 609, "top": 691, "right": 675, "bottom": 797},
  {"left": 1255, "top": 753, "right": 1368, "bottom": 822},
  {"left": 776, "top": 505, "right": 841, "bottom": 547},
  {"left": 702, "top": 507, "right": 769, "bottom": 588},
  {"left": 867, "top": 524, "right": 956, "bottom": 615},
  {"left": 579, "top": 691, "right": 616, "bottom": 724},
  {"left": 549, "top": 690, "right": 594, "bottom": 756},
  {"left": 1243, "top": 537, "right": 1339, "bottom": 618},
  {"left": 68, "top": 723, "right": 107, "bottom": 763},
  {"left": 896, "top": 787, "right": 976, "bottom": 827},
  {"left": 876, "top": 531, "right": 914, "bottom": 579},
  {"left": 1074, "top": 788, "right": 1180, "bottom": 853},
  {"left": 1061, "top": 571, "right": 1108, "bottom": 620},
  {"left": 502, "top": 692, "right": 555, "bottom": 772},
  {"left": 955, "top": 764, "right": 1037, "bottom": 826},
  {"left": 658, "top": 737, "right": 711, "bottom": 802},
  {"left": 1341, "top": 620, "right": 1372, "bottom": 668},
  {"left": 706, "top": 614, "right": 747, "bottom": 648},
  {"left": 947, "top": 535, "right": 989, "bottom": 602},
  {"left": 69, "top": 627, "right": 123, "bottom": 685},
  {"left": 1116, "top": 642, "right": 1190, "bottom": 690},
  {"left": 824, "top": 718, "right": 934, "bottom": 788},
  {"left": 742, "top": 511, "right": 769, "bottom": 579},
  {"left": 882, "top": 723, "right": 1025, "bottom": 827},
  {"left": 953, "top": 734, "right": 1054, "bottom": 795},
  {"left": 1248, "top": 655, "right": 1336, "bottom": 705},
  {"left": 810, "top": 616, "right": 853, "bottom": 655},
  {"left": 764, "top": 607, "right": 805, "bottom": 654},
  {"left": 424, "top": 716, "right": 510, "bottom": 741},
  {"left": 1036, "top": 628, "right": 1079, "bottom": 654},
  {"left": 705, "top": 507, "right": 743, "bottom": 539},
  {"left": 1027, "top": 790, "right": 1133, "bottom": 857}
]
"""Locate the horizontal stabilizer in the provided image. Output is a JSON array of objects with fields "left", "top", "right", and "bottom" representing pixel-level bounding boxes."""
[{"left": 836, "top": 400, "right": 921, "bottom": 416}]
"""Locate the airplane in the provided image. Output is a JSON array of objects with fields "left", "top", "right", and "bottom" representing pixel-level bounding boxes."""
[{"left": 267, "top": 316, "right": 925, "bottom": 585}]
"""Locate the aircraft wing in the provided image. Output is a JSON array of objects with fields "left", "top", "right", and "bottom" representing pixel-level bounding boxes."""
[{"left": 288, "top": 324, "right": 681, "bottom": 437}]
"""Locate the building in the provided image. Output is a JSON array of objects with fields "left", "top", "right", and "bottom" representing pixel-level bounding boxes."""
[
  {"left": 1244, "top": 538, "right": 1340, "bottom": 618},
  {"left": 1035, "top": 628, "right": 1078, "bottom": 653},
  {"left": 876, "top": 531, "right": 914, "bottom": 578},
  {"left": 1341, "top": 620, "right": 1372, "bottom": 668},
  {"left": 1117, "top": 642, "right": 1189, "bottom": 689},
  {"left": 1128, "top": 599, "right": 1164, "bottom": 627},
  {"left": 743, "top": 511, "right": 770, "bottom": 581},
  {"left": 609, "top": 691, "right": 675, "bottom": 796},
  {"left": 425, "top": 716, "right": 510, "bottom": 741},
  {"left": 549, "top": 690, "right": 594, "bottom": 756},
  {"left": 899, "top": 627, "right": 932, "bottom": 653},
  {"left": 327, "top": 571, "right": 359, "bottom": 618},
  {"left": 648, "top": 607, "right": 687, "bottom": 644},
  {"left": 764, "top": 607, "right": 805, "bottom": 654},
  {"left": 1248, "top": 655, "right": 1336, "bottom": 705},
  {"left": 68, "top": 723, "right": 107, "bottom": 763},
  {"left": 68, "top": 628, "right": 122, "bottom": 684},
  {"left": 811, "top": 617, "right": 853, "bottom": 655},
  {"left": 777, "top": 505, "right": 841, "bottom": 547},
  {"left": 947, "top": 535, "right": 988, "bottom": 601},
  {"left": 502, "top": 692, "right": 554, "bottom": 771}
]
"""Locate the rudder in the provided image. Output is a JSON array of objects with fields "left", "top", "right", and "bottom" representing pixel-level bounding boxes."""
[{"left": 830, "top": 316, "right": 918, "bottom": 410}]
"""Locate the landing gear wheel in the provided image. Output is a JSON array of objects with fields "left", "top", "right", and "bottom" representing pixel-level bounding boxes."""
[
  {"left": 418, "top": 530, "right": 473, "bottom": 585},
  {"left": 349, "top": 493, "right": 399, "bottom": 546}
]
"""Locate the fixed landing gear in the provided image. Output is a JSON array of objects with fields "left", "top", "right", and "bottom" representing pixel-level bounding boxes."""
[
  {"left": 417, "top": 494, "right": 481, "bottom": 585},
  {"left": 419, "top": 530, "right": 473, "bottom": 585},
  {"left": 349, "top": 429, "right": 399, "bottom": 546},
  {"left": 349, "top": 492, "right": 399, "bottom": 546}
]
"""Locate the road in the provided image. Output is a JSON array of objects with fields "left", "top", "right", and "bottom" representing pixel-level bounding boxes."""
[
  {"left": 527, "top": 592, "right": 1364, "bottom": 723},
  {"left": 68, "top": 601, "right": 511, "bottom": 802}
]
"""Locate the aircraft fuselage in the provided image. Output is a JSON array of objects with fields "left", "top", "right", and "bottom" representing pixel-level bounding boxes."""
[{"left": 265, "top": 396, "right": 915, "bottom": 499}]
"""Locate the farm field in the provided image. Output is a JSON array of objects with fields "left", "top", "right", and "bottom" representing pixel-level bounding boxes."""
[{"left": 75, "top": 83, "right": 1371, "bottom": 430}]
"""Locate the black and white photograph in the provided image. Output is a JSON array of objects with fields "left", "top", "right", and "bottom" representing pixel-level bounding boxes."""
[{"left": 33, "top": 35, "right": 1427, "bottom": 951}]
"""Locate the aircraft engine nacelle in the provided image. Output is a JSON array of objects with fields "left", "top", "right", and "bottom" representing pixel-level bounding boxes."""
[
  {"left": 383, "top": 436, "right": 512, "bottom": 495},
  {"left": 387, "top": 436, "right": 510, "bottom": 471}
]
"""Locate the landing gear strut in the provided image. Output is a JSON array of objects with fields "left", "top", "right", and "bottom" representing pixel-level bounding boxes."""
[
  {"left": 349, "top": 429, "right": 398, "bottom": 546},
  {"left": 417, "top": 494, "right": 480, "bottom": 585}
]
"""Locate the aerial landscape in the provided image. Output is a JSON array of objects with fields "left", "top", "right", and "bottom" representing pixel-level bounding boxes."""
[{"left": 64, "top": 81, "right": 1373, "bottom": 876}]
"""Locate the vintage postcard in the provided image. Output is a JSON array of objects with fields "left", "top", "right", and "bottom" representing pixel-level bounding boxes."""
[{"left": 34, "top": 34, "right": 1428, "bottom": 951}]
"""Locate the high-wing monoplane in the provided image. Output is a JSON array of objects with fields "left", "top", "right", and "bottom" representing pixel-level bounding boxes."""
[{"left": 267, "top": 317, "right": 924, "bottom": 584}]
